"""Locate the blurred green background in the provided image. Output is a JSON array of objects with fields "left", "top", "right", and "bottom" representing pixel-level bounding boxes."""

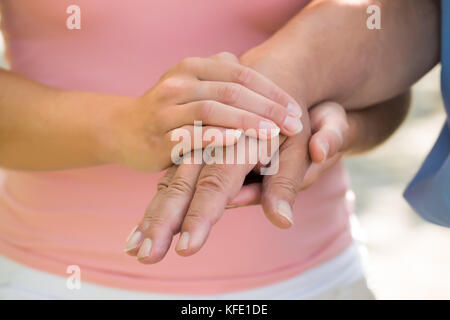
[{"left": 0, "top": 32, "right": 448, "bottom": 299}]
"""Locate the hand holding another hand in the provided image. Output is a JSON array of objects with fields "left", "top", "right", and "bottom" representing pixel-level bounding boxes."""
[
  {"left": 105, "top": 52, "right": 303, "bottom": 173},
  {"left": 124, "top": 51, "right": 313, "bottom": 263}
]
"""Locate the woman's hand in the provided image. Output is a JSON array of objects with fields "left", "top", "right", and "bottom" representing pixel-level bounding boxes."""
[{"left": 104, "top": 52, "right": 303, "bottom": 173}]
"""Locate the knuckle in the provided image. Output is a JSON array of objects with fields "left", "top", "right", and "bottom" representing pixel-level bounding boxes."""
[
  {"left": 219, "top": 83, "right": 241, "bottom": 104},
  {"left": 144, "top": 214, "right": 167, "bottom": 229},
  {"left": 268, "top": 87, "right": 289, "bottom": 106},
  {"left": 196, "top": 169, "right": 229, "bottom": 194},
  {"left": 178, "top": 57, "right": 202, "bottom": 73},
  {"left": 167, "top": 176, "right": 195, "bottom": 195},
  {"left": 157, "top": 178, "right": 171, "bottom": 192},
  {"left": 157, "top": 167, "right": 177, "bottom": 191},
  {"left": 235, "top": 66, "right": 253, "bottom": 86},
  {"left": 270, "top": 175, "right": 301, "bottom": 195},
  {"left": 145, "top": 213, "right": 179, "bottom": 235},
  {"left": 185, "top": 210, "right": 213, "bottom": 228},
  {"left": 157, "top": 77, "right": 186, "bottom": 98},
  {"left": 196, "top": 100, "right": 215, "bottom": 121},
  {"left": 216, "top": 51, "right": 238, "bottom": 62},
  {"left": 263, "top": 102, "right": 281, "bottom": 121}
]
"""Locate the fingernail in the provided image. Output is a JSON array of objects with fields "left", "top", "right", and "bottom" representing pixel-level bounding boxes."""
[
  {"left": 176, "top": 232, "right": 190, "bottom": 251},
  {"left": 125, "top": 225, "right": 138, "bottom": 242},
  {"left": 319, "top": 140, "right": 330, "bottom": 162},
  {"left": 287, "top": 102, "right": 302, "bottom": 117},
  {"left": 233, "top": 129, "right": 242, "bottom": 140},
  {"left": 259, "top": 121, "right": 280, "bottom": 139},
  {"left": 329, "top": 126, "right": 344, "bottom": 145},
  {"left": 137, "top": 238, "right": 152, "bottom": 258},
  {"left": 283, "top": 115, "right": 303, "bottom": 134},
  {"left": 276, "top": 200, "right": 294, "bottom": 225},
  {"left": 124, "top": 230, "right": 143, "bottom": 252}
]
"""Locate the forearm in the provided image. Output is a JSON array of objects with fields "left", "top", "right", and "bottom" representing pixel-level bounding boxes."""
[
  {"left": 245, "top": 0, "right": 439, "bottom": 109},
  {"left": 345, "top": 91, "right": 411, "bottom": 154},
  {"left": 0, "top": 68, "right": 128, "bottom": 170}
]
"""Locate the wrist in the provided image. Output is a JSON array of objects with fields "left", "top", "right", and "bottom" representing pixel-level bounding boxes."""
[
  {"left": 240, "top": 45, "right": 318, "bottom": 110},
  {"left": 242, "top": 0, "right": 376, "bottom": 108},
  {"left": 60, "top": 90, "right": 136, "bottom": 166}
]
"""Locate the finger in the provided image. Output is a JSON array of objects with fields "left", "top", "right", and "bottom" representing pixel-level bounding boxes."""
[
  {"left": 309, "top": 101, "right": 349, "bottom": 163},
  {"left": 226, "top": 183, "right": 262, "bottom": 208},
  {"left": 260, "top": 134, "right": 310, "bottom": 229},
  {"left": 198, "top": 81, "right": 303, "bottom": 136},
  {"left": 309, "top": 128, "right": 344, "bottom": 163},
  {"left": 175, "top": 162, "right": 253, "bottom": 257},
  {"left": 135, "top": 161, "right": 204, "bottom": 264},
  {"left": 209, "top": 51, "right": 240, "bottom": 64},
  {"left": 300, "top": 153, "right": 343, "bottom": 190},
  {"left": 205, "top": 56, "right": 302, "bottom": 113},
  {"left": 184, "top": 53, "right": 302, "bottom": 114},
  {"left": 160, "top": 101, "right": 281, "bottom": 140},
  {"left": 124, "top": 165, "right": 178, "bottom": 255},
  {"left": 164, "top": 125, "right": 243, "bottom": 163}
]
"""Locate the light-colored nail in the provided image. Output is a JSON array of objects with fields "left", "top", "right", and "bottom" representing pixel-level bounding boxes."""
[
  {"left": 137, "top": 238, "right": 152, "bottom": 259},
  {"left": 233, "top": 129, "right": 242, "bottom": 140},
  {"left": 126, "top": 225, "right": 138, "bottom": 242},
  {"left": 287, "top": 102, "right": 302, "bottom": 117},
  {"left": 328, "top": 126, "right": 344, "bottom": 145},
  {"left": 176, "top": 232, "right": 190, "bottom": 251},
  {"left": 276, "top": 200, "right": 294, "bottom": 225},
  {"left": 124, "top": 231, "right": 143, "bottom": 252},
  {"left": 283, "top": 115, "right": 303, "bottom": 134},
  {"left": 319, "top": 140, "right": 330, "bottom": 162},
  {"left": 259, "top": 121, "right": 280, "bottom": 139}
]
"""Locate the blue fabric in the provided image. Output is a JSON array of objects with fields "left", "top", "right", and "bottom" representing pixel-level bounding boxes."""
[{"left": 404, "top": 0, "right": 450, "bottom": 227}]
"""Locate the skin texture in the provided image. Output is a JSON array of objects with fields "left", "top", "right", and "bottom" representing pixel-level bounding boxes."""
[
  {"left": 0, "top": 0, "right": 439, "bottom": 263},
  {"left": 0, "top": 53, "right": 302, "bottom": 171},
  {"left": 125, "top": 0, "right": 439, "bottom": 263}
]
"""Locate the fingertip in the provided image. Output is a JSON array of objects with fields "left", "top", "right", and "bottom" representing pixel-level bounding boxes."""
[
  {"left": 175, "top": 243, "right": 200, "bottom": 257},
  {"left": 136, "top": 239, "right": 169, "bottom": 264},
  {"left": 318, "top": 139, "right": 329, "bottom": 163},
  {"left": 124, "top": 228, "right": 144, "bottom": 256},
  {"left": 309, "top": 135, "right": 327, "bottom": 163},
  {"left": 274, "top": 200, "right": 294, "bottom": 228},
  {"left": 262, "top": 199, "right": 294, "bottom": 229},
  {"left": 281, "top": 114, "right": 303, "bottom": 136},
  {"left": 175, "top": 228, "right": 209, "bottom": 257}
]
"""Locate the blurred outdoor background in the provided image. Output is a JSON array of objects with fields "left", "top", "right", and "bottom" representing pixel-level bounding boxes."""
[
  {"left": 345, "top": 66, "right": 450, "bottom": 299},
  {"left": 0, "top": 31, "right": 448, "bottom": 299}
]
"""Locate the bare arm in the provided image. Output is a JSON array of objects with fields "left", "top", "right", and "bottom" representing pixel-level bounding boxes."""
[
  {"left": 0, "top": 54, "right": 302, "bottom": 171},
  {"left": 244, "top": 0, "right": 439, "bottom": 110},
  {"left": 345, "top": 91, "right": 411, "bottom": 155},
  {"left": 0, "top": 68, "right": 127, "bottom": 170}
]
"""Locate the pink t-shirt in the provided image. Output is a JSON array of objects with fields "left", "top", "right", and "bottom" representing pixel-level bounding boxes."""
[{"left": 0, "top": 0, "right": 353, "bottom": 294}]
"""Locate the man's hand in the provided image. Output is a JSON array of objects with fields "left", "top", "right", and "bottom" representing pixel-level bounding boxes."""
[
  {"left": 229, "top": 93, "right": 411, "bottom": 209},
  {"left": 123, "top": 53, "right": 310, "bottom": 263}
]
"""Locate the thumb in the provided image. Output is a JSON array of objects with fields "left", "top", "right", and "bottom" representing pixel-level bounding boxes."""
[
  {"left": 260, "top": 134, "right": 310, "bottom": 229},
  {"left": 309, "top": 101, "right": 349, "bottom": 163}
]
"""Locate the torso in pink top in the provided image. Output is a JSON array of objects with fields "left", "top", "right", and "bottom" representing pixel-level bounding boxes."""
[{"left": 0, "top": 0, "right": 353, "bottom": 294}]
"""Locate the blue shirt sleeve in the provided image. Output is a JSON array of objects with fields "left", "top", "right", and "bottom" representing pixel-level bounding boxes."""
[{"left": 404, "top": 123, "right": 450, "bottom": 226}]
